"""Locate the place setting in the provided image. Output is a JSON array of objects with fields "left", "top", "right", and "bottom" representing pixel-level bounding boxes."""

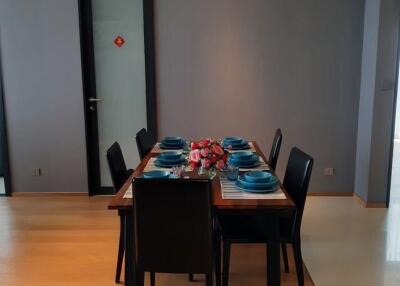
[
  {"left": 151, "top": 136, "right": 189, "bottom": 153},
  {"left": 144, "top": 149, "right": 188, "bottom": 172},
  {"left": 222, "top": 136, "right": 257, "bottom": 153},
  {"left": 220, "top": 169, "right": 286, "bottom": 199}
]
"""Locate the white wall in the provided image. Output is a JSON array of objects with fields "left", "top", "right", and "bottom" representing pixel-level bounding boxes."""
[
  {"left": 0, "top": 0, "right": 88, "bottom": 192},
  {"left": 155, "top": 0, "right": 364, "bottom": 194}
]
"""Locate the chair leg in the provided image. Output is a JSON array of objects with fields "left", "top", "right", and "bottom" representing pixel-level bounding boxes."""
[
  {"left": 293, "top": 239, "right": 304, "bottom": 286},
  {"left": 136, "top": 268, "right": 145, "bottom": 286},
  {"left": 215, "top": 236, "right": 221, "bottom": 286},
  {"left": 281, "top": 242, "right": 289, "bottom": 273},
  {"left": 189, "top": 273, "right": 194, "bottom": 281},
  {"left": 206, "top": 272, "right": 214, "bottom": 286},
  {"left": 115, "top": 213, "right": 125, "bottom": 283},
  {"left": 150, "top": 272, "right": 155, "bottom": 286},
  {"left": 222, "top": 241, "right": 231, "bottom": 286}
]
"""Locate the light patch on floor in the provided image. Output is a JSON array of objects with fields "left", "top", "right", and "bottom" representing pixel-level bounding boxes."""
[
  {"left": 302, "top": 196, "right": 400, "bottom": 286},
  {"left": 0, "top": 177, "right": 5, "bottom": 195}
]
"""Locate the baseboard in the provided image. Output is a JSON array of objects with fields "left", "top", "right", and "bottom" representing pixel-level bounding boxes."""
[
  {"left": 12, "top": 192, "right": 88, "bottom": 197},
  {"left": 308, "top": 192, "right": 354, "bottom": 197},
  {"left": 354, "top": 193, "right": 387, "bottom": 208}
]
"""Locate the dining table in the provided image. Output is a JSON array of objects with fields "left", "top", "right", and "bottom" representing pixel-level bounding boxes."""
[{"left": 108, "top": 141, "right": 295, "bottom": 286}]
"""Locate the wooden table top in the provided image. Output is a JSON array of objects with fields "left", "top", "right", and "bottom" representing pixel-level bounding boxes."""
[{"left": 108, "top": 141, "right": 294, "bottom": 211}]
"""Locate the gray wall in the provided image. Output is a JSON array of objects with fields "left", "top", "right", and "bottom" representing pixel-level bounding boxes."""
[
  {"left": 0, "top": 0, "right": 88, "bottom": 192},
  {"left": 369, "top": 0, "right": 400, "bottom": 202},
  {"left": 355, "top": 0, "right": 381, "bottom": 201},
  {"left": 355, "top": 0, "right": 400, "bottom": 203},
  {"left": 155, "top": 0, "right": 364, "bottom": 193}
]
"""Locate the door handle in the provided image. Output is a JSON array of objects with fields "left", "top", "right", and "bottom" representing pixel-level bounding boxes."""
[{"left": 89, "top": 97, "right": 103, "bottom": 102}]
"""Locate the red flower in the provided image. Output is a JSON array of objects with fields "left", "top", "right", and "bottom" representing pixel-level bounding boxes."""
[
  {"left": 211, "top": 144, "right": 224, "bottom": 155},
  {"left": 215, "top": 159, "right": 226, "bottom": 170},
  {"left": 189, "top": 149, "right": 201, "bottom": 163}
]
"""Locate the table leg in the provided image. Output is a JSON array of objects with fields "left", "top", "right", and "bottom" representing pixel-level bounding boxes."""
[
  {"left": 124, "top": 209, "right": 135, "bottom": 286},
  {"left": 266, "top": 213, "right": 280, "bottom": 286}
]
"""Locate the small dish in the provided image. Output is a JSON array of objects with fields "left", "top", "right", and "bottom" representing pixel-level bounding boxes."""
[
  {"left": 231, "top": 151, "right": 255, "bottom": 161},
  {"left": 143, "top": 170, "right": 171, "bottom": 179},
  {"left": 244, "top": 171, "right": 272, "bottom": 183},
  {"left": 223, "top": 137, "right": 243, "bottom": 145},
  {"left": 159, "top": 151, "right": 183, "bottom": 160}
]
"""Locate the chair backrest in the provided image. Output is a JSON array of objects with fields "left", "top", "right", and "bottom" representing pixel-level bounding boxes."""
[
  {"left": 268, "top": 128, "right": 283, "bottom": 171},
  {"left": 135, "top": 128, "right": 153, "bottom": 160},
  {"left": 107, "top": 142, "right": 130, "bottom": 191},
  {"left": 282, "top": 147, "right": 313, "bottom": 237},
  {"left": 134, "top": 178, "right": 213, "bottom": 274}
]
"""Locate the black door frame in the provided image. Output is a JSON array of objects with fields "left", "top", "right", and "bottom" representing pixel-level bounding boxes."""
[
  {"left": 0, "top": 36, "right": 13, "bottom": 197},
  {"left": 79, "top": 0, "right": 157, "bottom": 196}
]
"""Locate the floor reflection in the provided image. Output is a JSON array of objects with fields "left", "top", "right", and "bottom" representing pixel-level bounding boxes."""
[{"left": 387, "top": 140, "right": 400, "bottom": 261}]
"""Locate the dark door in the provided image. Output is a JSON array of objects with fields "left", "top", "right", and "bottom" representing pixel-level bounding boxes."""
[{"left": 79, "top": 0, "right": 157, "bottom": 195}]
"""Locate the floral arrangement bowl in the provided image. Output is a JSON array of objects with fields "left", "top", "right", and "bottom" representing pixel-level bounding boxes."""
[{"left": 189, "top": 138, "right": 228, "bottom": 170}]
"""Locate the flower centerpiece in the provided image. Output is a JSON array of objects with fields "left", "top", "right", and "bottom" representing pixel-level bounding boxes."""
[{"left": 189, "top": 139, "right": 228, "bottom": 172}]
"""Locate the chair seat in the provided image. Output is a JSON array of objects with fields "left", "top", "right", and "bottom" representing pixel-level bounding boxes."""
[
  {"left": 217, "top": 214, "right": 294, "bottom": 242},
  {"left": 218, "top": 215, "right": 265, "bottom": 241}
]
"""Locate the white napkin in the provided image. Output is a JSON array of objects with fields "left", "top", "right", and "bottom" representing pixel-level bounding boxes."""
[{"left": 123, "top": 184, "right": 133, "bottom": 199}]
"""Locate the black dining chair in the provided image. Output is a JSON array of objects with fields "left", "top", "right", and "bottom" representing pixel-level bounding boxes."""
[
  {"left": 133, "top": 178, "right": 220, "bottom": 286},
  {"left": 268, "top": 128, "right": 283, "bottom": 171},
  {"left": 135, "top": 128, "right": 154, "bottom": 160},
  {"left": 218, "top": 147, "right": 313, "bottom": 286},
  {"left": 106, "top": 142, "right": 134, "bottom": 283}
]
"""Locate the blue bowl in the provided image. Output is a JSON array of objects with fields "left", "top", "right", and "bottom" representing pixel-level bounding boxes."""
[
  {"left": 223, "top": 137, "right": 243, "bottom": 145},
  {"left": 154, "top": 158, "right": 186, "bottom": 167},
  {"left": 228, "top": 159, "right": 261, "bottom": 168},
  {"left": 235, "top": 180, "right": 278, "bottom": 193},
  {"left": 229, "top": 154, "right": 259, "bottom": 164},
  {"left": 159, "top": 143, "right": 183, "bottom": 150},
  {"left": 244, "top": 171, "right": 272, "bottom": 183},
  {"left": 223, "top": 141, "right": 250, "bottom": 150},
  {"left": 143, "top": 170, "right": 171, "bottom": 179},
  {"left": 159, "top": 151, "right": 183, "bottom": 160},
  {"left": 163, "top": 136, "right": 183, "bottom": 144},
  {"left": 161, "top": 139, "right": 183, "bottom": 146},
  {"left": 156, "top": 156, "right": 186, "bottom": 164},
  {"left": 231, "top": 151, "right": 254, "bottom": 161},
  {"left": 237, "top": 175, "right": 278, "bottom": 190}
]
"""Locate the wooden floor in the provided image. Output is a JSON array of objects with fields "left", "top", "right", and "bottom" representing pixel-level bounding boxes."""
[{"left": 0, "top": 196, "right": 314, "bottom": 285}]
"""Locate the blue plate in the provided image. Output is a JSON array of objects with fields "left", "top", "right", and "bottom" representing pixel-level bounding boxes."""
[
  {"left": 154, "top": 158, "right": 186, "bottom": 168},
  {"left": 164, "top": 136, "right": 183, "bottom": 142},
  {"left": 159, "top": 151, "right": 183, "bottom": 160},
  {"left": 235, "top": 179, "right": 278, "bottom": 193},
  {"left": 163, "top": 137, "right": 183, "bottom": 144},
  {"left": 238, "top": 175, "right": 278, "bottom": 189},
  {"left": 228, "top": 159, "right": 261, "bottom": 168},
  {"left": 223, "top": 139, "right": 248, "bottom": 146},
  {"left": 229, "top": 154, "right": 259, "bottom": 164},
  {"left": 161, "top": 140, "right": 184, "bottom": 147},
  {"left": 156, "top": 156, "right": 186, "bottom": 164},
  {"left": 244, "top": 171, "right": 272, "bottom": 183},
  {"left": 159, "top": 143, "right": 184, "bottom": 150},
  {"left": 224, "top": 143, "right": 250, "bottom": 150},
  {"left": 143, "top": 170, "right": 171, "bottom": 179},
  {"left": 223, "top": 137, "right": 243, "bottom": 145},
  {"left": 231, "top": 151, "right": 255, "bottom": 160}
]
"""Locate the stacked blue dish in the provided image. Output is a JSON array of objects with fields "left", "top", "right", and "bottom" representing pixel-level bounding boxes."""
[
  {"left": 154, "top": 151, "right": 186, "bottom": 167},
  {"left": 143, "top": 170, "right": 171, "bottom": 179},
  {"left": 159, "top": 136, "right": 185, "bottom": 149},
  {"left": 235, "top": 171, "right": 278, "bottom": 193},
  {"left": 228, "top": 151, "right": 261, "bottom": 168},
  {"left": 223, "top": 137, "right": 250, "bottom": 150}
]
